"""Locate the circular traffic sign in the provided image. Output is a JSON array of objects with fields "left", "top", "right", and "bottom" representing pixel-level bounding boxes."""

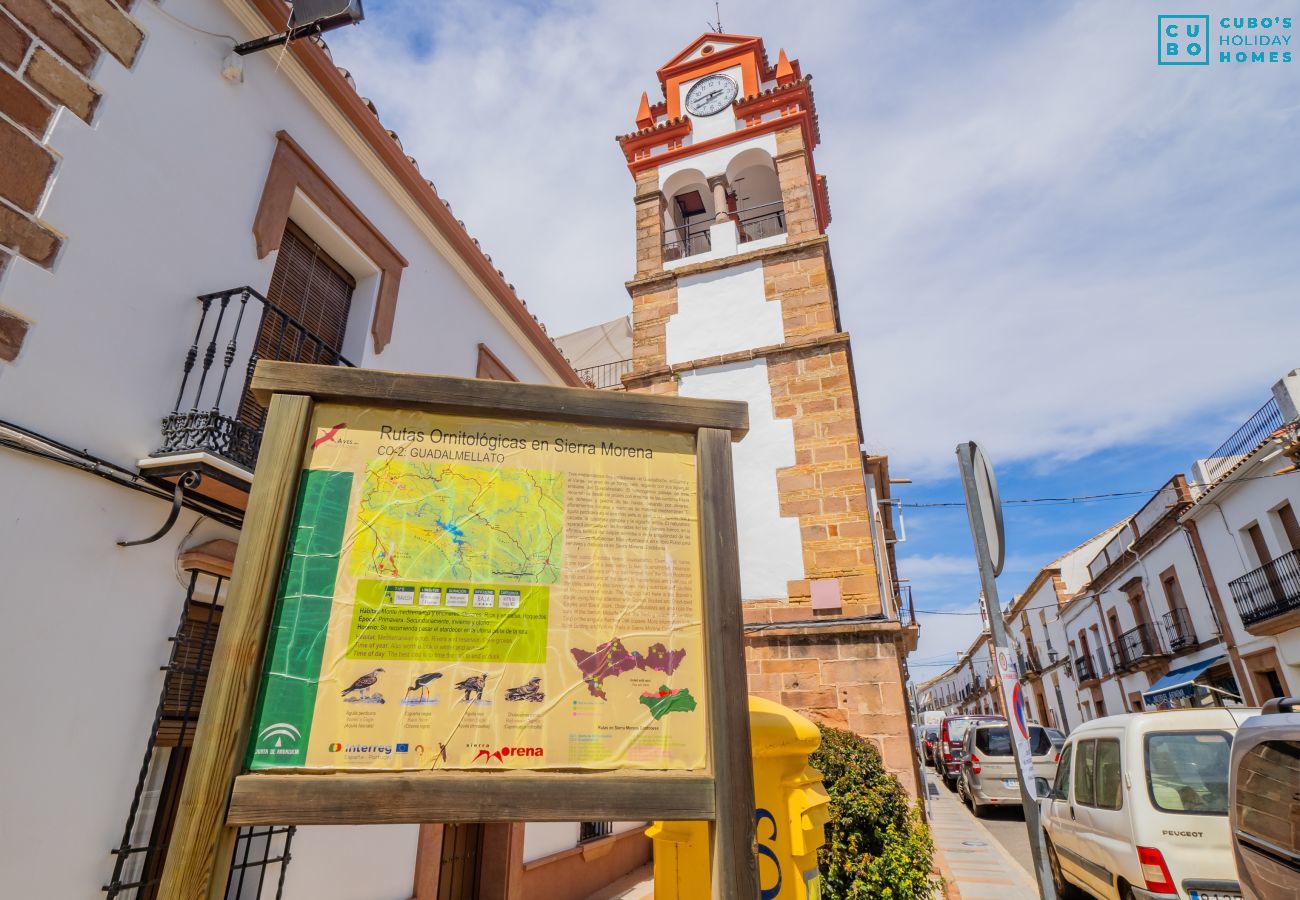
[{"left": 969, "top": 442, "right": 1005, "bottom": 576}]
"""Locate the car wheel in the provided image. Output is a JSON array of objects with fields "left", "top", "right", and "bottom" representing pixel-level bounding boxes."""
[
  {"left": 1045, "top": 837, "right": 1076, "bottom": 899},
  {"left": 970, "top": 796, "right": 985, "bottom": 818}
]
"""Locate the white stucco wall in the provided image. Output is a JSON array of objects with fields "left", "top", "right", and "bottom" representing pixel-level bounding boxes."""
[
  {"left": 1188, "top": 448, "right": 1300, "bottom": 682},
  {"left": 659, "top": 131, "right": 777, "bottom": 185},
  {"left": 665, "top": 261, "right": 782, "bottom": 364},
  {"left": 678, "top": 360, "right": 804, "bottom": 600},
  {"left": 0, "top": 1, "right": 576, "bottom": 896}
]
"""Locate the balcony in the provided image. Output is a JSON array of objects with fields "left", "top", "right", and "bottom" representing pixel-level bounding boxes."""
[
  {"left": 576, "top": 358, "right": 634, "bottom": 391},
  {"left": 1201, "top": 398, "right": 1284, "bottom": 485},
  {"left": 1109, "top": 622, "right": 1167, "bottom": 672},
  {"left": 663, "top": 224, "right": 711, "bottom": 262},
  {"left": 141, "top": 287, "right": 353, "bottom": 509},
  {"left": 1074, "top": 655, "right": 1098, "bottom": 684},
  {"left": 1230, "top": 548, "right": 1300, "bottom": 631},
  {"left": 1019, "top": 650, "right": 1043, "bottom": 678},
  {"left": 736, "top": 202, "right": 787, "bottom": 244},
  {"left": 1161, "top": 607, "right": 1198, "bottom": 653}
]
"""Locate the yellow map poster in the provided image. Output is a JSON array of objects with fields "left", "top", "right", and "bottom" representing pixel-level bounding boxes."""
[{"left": 246, "top": 403, "right": 707, "bottom": 772}]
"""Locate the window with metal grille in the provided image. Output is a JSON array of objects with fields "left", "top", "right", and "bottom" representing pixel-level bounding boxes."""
[
  {"left": 103, "top": 570, "right": 294, "bottom": 899},
  {"left": 237, "top": 220, "right": 356, "bottom": 430},
  {"left": 579, "top": 821, "right": 614, "bottom": 843}
]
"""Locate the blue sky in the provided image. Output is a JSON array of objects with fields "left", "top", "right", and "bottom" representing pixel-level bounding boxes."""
[{"left": 327, "top": 1, "right": 1300, "bottom": 672}]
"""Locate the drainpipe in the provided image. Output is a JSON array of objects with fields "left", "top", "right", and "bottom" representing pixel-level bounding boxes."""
[{"left": 1181, "top": 518, "right": 1258, "bottom": 705}]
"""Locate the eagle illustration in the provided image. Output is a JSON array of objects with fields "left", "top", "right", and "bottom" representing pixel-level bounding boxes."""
[
  {"left": 342, "top": 668, "right": 384, "bottom": 700},
  {"left": 405, "top": 672, "right": 443, "bottom": 701},
  {"left": 455, "top": 672, "right": 489, "bottom": 702},
  {"left": 505, "top": 677, "right": 544, "bottom": 703}
]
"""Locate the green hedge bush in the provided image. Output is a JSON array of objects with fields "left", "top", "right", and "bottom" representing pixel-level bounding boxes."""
[{"left": 811, "top": 725, "right": 938, "bottom": 899}]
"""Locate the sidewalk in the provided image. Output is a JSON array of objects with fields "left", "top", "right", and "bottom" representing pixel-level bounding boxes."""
[{"left": 924, "top": 777, "right": 1039, "bottom": 900}]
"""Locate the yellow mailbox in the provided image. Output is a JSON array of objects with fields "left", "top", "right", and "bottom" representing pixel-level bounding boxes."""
[{"left": 649, "top": 696, "right": 830, "bottom": 899}]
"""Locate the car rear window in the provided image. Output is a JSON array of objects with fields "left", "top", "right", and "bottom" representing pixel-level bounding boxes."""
[
  {"left": 1145, "top": 731, "right": 1232, "bottom": 815},
  {"left": 947, "top": 720, "right": 974, "bottom": 741},
  {"left": 974, "top": 725, "right": 1052, "bottom": 756}
]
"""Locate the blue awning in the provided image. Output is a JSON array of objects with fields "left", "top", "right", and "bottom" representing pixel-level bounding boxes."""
[{"left": 1142, "top": 655, "right": 1226, "bottom": 706}]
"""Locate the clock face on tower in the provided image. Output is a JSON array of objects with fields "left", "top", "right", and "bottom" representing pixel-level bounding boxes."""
[{"left": 684, "top": 73, "right": 738, "bottom": 117}]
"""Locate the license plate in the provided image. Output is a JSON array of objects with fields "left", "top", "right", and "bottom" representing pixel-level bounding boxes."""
[
  {"left": 1189, "top": 893, "right": 1241, "bottom": 900},
  {"left": 1003, "top": 779, "right": 1019, "bottom": 788}
]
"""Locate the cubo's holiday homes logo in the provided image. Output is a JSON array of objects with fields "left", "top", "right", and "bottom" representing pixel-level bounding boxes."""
[
  {"left": 1159, "top": 15, "right": 1210, "bottom": 64},
  {"left": 1159, "top": 15, "right": 1294, "bottom": 65}
]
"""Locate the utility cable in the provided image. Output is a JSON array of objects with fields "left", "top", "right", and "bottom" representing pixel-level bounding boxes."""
[{"left": 897, "top": 471, "right": 1293, "bottom": 509}]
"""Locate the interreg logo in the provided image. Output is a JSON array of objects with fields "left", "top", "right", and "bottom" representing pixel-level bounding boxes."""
[{"left": 1159, "top": 15, "right": 1294, "bottom": 65}]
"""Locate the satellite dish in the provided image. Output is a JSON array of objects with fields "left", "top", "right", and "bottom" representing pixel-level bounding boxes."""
[
  {"left": 235, "top": 0, "right": 364, "bottom": 56},
  {"left": 289, "top": 0, "right": 364, "bottom": 29}
]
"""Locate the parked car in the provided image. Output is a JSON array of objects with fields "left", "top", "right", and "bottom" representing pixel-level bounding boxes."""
[
  {"left": 957, "top": 721, "right": 1059, "bottom": 817},
  {"left": 1040, "top": 707, "right": 1259, "bottom": 900},
  {"left": 938, "top": 714, "right": 1004, "bottom": 788},
  {"left": 1229, "top": 697, "right": 1300, "bottom": 900},
  {"left": 921, "top": 725, "right": 941, "bottom": 767},
  {"left": 1046, "top": 727, "right": 1067, "bottom": 750}
]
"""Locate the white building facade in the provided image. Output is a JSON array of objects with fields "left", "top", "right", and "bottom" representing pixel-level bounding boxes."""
[
  {"left": 0, "top": 2, "right": 658, "bottom": 898},
  {"left": 914, "top": 368, "right": 1300, "bottom": 735}
]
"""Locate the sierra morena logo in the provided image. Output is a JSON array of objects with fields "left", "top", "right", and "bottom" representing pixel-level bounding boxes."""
[{"left": 472, "top": 745, "right": 544, "bottom": 763}]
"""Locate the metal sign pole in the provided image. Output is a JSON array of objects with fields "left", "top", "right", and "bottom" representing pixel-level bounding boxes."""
[{"left": 956, "top": 441, "right": 1056, "bottom": 900}]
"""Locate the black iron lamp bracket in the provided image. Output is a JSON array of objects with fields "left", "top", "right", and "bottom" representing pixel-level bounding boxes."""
[{"left": 118, "top": 471, "right": 202, "bottom": 547}]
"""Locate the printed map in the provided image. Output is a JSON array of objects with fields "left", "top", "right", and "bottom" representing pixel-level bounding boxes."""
[
  {"left": 350, "top": 460, "right": 564, "bottom": 584},
  {"left": 570, "top": 638, "right": 687, "bottom": 700}
]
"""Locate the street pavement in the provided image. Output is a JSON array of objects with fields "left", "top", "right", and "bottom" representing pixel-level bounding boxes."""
[{"left": 921, "top": 764, "right": 1041, "bottom": 899}]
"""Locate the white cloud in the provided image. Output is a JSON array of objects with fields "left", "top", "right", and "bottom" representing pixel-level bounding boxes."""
[{"left": 328, "top": 1, "right": 1300, "bottom": 480}]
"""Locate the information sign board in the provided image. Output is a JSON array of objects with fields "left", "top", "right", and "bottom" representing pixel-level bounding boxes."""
[{"left": 246, "top": 404, "right": 708, "bottom": 772}]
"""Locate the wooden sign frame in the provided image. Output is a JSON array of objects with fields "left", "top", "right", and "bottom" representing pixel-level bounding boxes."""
[{"left": 159, "top": 361, "right": 759, "bottom": 899}]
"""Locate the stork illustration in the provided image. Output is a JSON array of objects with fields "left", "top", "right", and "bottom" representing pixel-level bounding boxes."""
[
  {"left": 505, "top": 677, "right": 544, "bottom": 703},
  {"left": 341, "top": 668, "right": 384, "bottom": 701},
  {"left": 455, "top": 672, "right": 488, "bottom": 703},
  {"left": 405, "top": 672, "right": 443, "bottom": 701}
]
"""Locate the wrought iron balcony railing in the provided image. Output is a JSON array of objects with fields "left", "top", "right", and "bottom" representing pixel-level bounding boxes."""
[
  {"left": 663, "top": 224, "right": 711, "bottom": 261},
  {"left": 895, "top": 583, "right": 916, "bottom": 626},
  {"left": 1202, "top": 398, "right": 1284, "bottom": 485},
  {"left": 576, "top": 358, "right": 633, "bottom": 391},
  {"left": 1230, "top": 548, "right": 1300, "bottom": 626},
  {"left": 1109, "top": 622, "right": 1166, "bottom": 672},
  {"left": 1074, "top": 655, "right": 1098, "bottom": 683},
  {"left": 1161, "top": 607, "right": 1197, "bottom": 652},
  {"left": 737, "top": 202, "right": 787, "bottom": 243},
  {"left": 154, "top": 287, "right": 354, "bottom": 472}
]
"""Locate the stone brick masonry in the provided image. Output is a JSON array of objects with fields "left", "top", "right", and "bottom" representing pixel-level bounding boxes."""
[{"left": 0, "top": 0, "right": 144, "bottom": 362}]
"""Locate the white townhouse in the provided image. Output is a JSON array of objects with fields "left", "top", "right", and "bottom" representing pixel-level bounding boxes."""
[
  {"left": 0, "top": 2, "right": 658, "bottom": 899},
  {"left": 1182, "top": 369, "right": 1300, "bottom": 704},
  {"left": 1002, "top": 524, "right": 1121, "bottom": 734}
]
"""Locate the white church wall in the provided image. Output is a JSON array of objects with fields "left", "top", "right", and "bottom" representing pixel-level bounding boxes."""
[
  {"left": 665, "top": 262, "right": 783, "bottom": 364},
  {"left": 678, "top": 360, "right": 804, "bottom": 600},
  {"left": 277, "top": 825, "right": 420, "bottom": 900},
  {"left": 659, "top": 131, "right": 778, "bottom": 185}
]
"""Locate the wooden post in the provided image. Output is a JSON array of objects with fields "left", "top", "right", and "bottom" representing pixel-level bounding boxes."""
[
  {"left": 698, "top": 427, "right": 759, "bottom": 898},
  {"left": 158, "top": 393, "right": 314, "bottom": 900}
]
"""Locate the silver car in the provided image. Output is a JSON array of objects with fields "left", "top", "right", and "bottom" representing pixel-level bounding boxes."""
[
  {"left": 1230, "top": 697, "right": 1300, "bottom": 900},
  {"left": 958, "top": 720, "right": 1058, "bottom": 817}
]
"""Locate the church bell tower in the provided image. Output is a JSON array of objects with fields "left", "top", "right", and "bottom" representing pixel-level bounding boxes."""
[{"left": 616, "top": 33, "right": 920, "bottom": 793}]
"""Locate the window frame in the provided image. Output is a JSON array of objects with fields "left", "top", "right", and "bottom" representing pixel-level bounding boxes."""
[
  {"left": 1074, "top": 739, "right": 1097, "bottom": 806},
  {"left": 1143, "top": 729, "right": 1234, "bottom": 817},
  {"left": 1051, "top": 743, "right": 1073, "bottom": 801},
  {"left": 1092, "top": 738, "right": 1123, "bottom": 811}
]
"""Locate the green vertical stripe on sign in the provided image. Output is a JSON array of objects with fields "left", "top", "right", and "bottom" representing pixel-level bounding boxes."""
[{"left": 245, "top": 469, "right": 353, "bottom": 769}]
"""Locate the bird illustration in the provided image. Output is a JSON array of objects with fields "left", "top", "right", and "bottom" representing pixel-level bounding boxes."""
[
  {"left": 505, "top": 677, "right": 544, "bottom": 703},
  {"left": 406, "top": 672, "right": 443, "bottom": 701},
  {"left": 455, "top": 672, "right": 489, "bottom": 702},
  {"left": 342, "top": 668, "right": 384, "bottom": 700}
]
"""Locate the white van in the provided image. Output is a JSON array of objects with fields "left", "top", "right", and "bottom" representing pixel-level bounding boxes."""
[{"left": 1040, "top": 707, "right": 1258, "bottom": 900}]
